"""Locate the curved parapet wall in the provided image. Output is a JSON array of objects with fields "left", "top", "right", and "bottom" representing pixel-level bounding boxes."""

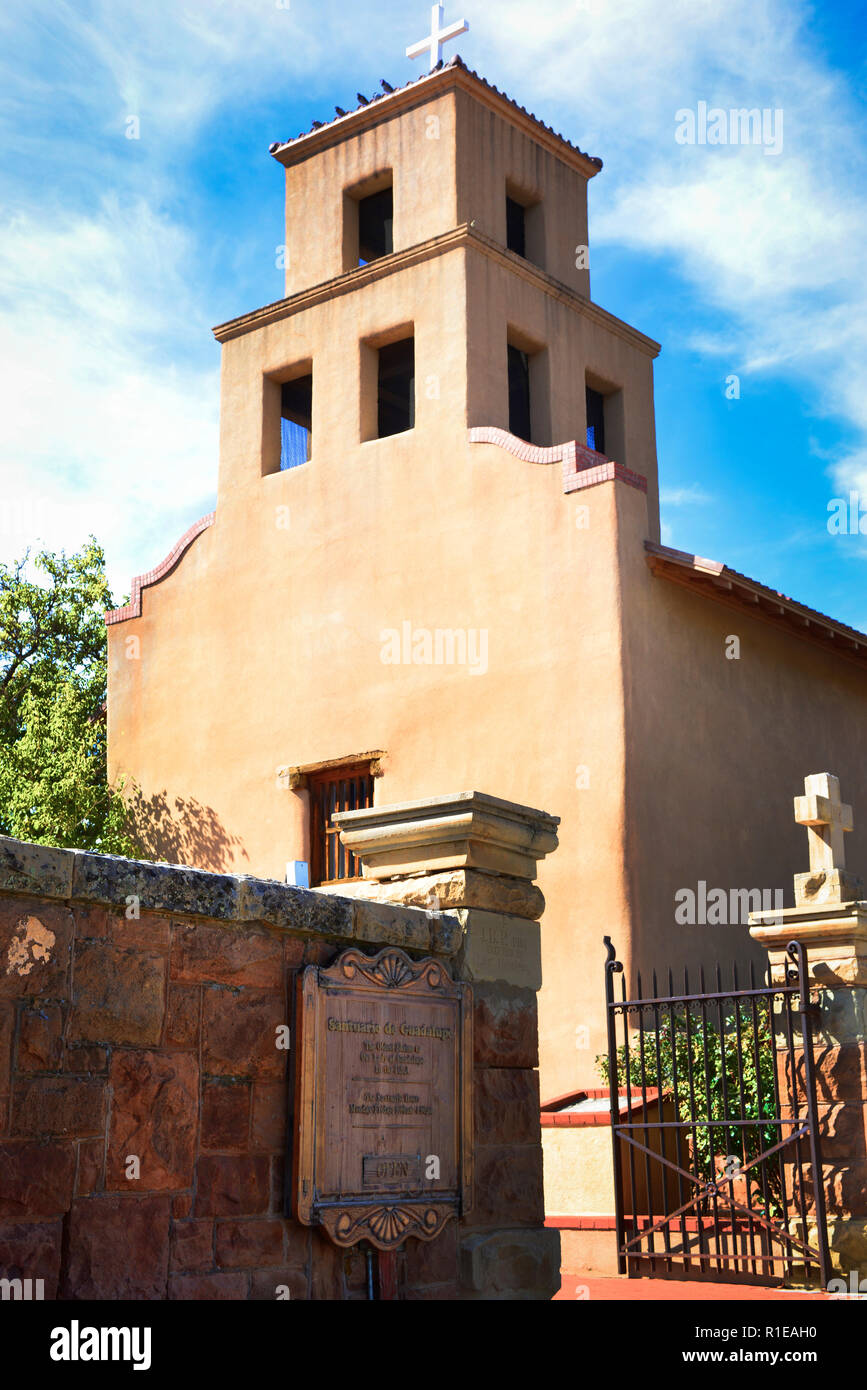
[
  {"left": 467, "top": 426, "right": 647, "bottom": 495},
  {"left": 105, "top": 512, "right": 216, "bottom": 625}
]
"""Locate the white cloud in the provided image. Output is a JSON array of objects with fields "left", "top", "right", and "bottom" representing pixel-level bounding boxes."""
[
  {"left": 660, "top": 485, "right": 714, "bottom": 507},
  {"left": 478, "top": 0, "right": 867, "bottom": 495},
  {"left": 0, "top": 197, "right": 218, "bottom": 599}
]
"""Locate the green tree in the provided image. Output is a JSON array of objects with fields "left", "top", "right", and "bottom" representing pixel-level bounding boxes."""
[{"left": 0, "top": 539, "right": 135, "bottom": 853}]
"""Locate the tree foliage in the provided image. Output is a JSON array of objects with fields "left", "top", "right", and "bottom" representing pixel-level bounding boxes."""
[
  {"left": 597, "top": 1003, "right": 783, "bottom": 1213},
  {"left": 0, "top": 539, "right": 135, "bottom": 853}
]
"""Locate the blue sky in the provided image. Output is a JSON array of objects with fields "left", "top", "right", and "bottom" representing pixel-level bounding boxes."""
[{"left": 1, "top": 0, "right": 866, "bottom": 628}]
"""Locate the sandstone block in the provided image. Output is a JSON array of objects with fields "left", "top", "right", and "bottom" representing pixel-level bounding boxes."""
[
  {"left": 474, "top": 1067, "right": 540, "bottom": 1145},
  {"left": 303, "top": 940, "right": 339, "bottom": 966},
  {"left": 168, "top": 1271, "right": 247, "bottom": 1299},
  {"left": 0, "top": 1006, "right": 11, "bottom": 1105},
  {"left": 251, "top": 1082, "right": 287, "bottom": 1152},
  {"left": 404, "top": 1220, "right": 458, "bottom": 1288},
  {"left": 170, "top": 920, "right": 283, "bottom": 989},
  {"left": 0, "top": 837, "right": 73, "bottom": 899},
  {"left": 0, "top": 900, "right": 72, "bottom": 1000},
  {"left": 0, "top": 1219, "right": 63, "bottom": 1297},
  {"left": 71, "top": 850, "right": 240, "bottom": 920},
  {"left": 106, "top": 1051, "right": 198, "bottom": 1190},
  {"left": 459, "top": 909, "right": 542, "bottom": 989},
  {"left": 202, "top": 987, "right": 287, "bottom": 1079},
  {"left": 472, "top": 982, "right": 538, "bottom": 1068},
  {"left": 237, "top": 878, "right": 354, "bottom": 938},
  {"left": 460, "top": 1227, "right": 560, "bottom": 1298},
  {"left": 310, "top": 1230, "right": 344, "bottom": 1299},
  {"left": 283, "top": 936, "right": 306, "bottom": 969},
  {"left": 0, "top": 1141, "right": 76, "bottom": 1220},
  {"left": 109, "top": 914, "right": 171, "bottom": 952},
  {"left": 76, "top": 1137, "right": 105, "bottom": 1196},
  {"left": 63, "top": 1044, "right": 108, "bottom": 1075},
  {"left": 359, "top": 868, "right": 544, "bottom": 921},
  {"left": 469, "top": 1144, "right": 545, "bottom": 1227},
  {"left": 352, "top": 900, "right": 431, "bottom": 951},
  {"left": 215, "top": 1218, "right": 284, "bottom": 1268},
  {"left": 73, "top": 905, "right": 110, "bottom": 939},
  {"left": 195, "top": 1155, "right": 271, "bottom": 1216},
  {"left": 60, "top": 1194, "right": 171, "bottom": 1299},
  {"left": 202, "top": 1081, "right": 251, "bottom": 1151},
  {"left": 11, "top": 1077, "right": 105, "bottom": 1139},
  {"left": 17, "top": 1004, "right": 65, "bottom": 1072},
  {"left": 165, "top": 985, "right": 200, "bottom": 1048},
  {"left": 69, "top": 941, "right": 166, "bottom": 1046},
  {"left": 170, "top": 1219, "right": 214, "bottom": 1273}
]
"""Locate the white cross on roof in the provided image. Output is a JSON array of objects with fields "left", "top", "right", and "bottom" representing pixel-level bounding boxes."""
[{"left": 406, "top": 3, "right": 469, "bottom": 72}]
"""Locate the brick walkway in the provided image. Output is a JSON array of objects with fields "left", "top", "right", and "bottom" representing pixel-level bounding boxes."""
[{"left": 556, "top": 1273, "right": 828, "bottom": 1300}]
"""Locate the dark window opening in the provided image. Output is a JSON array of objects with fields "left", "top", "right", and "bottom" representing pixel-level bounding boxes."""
[
  {"left": 377, "top": 337, "right": 415, "bottom": 437},
  {"left": 506, "top": 196, "right": 526, "bottom": 258},
  {"left": 358, "top": 187, "right": 393, "bottom": 265},
  {"left": 586, "top": 386, "right": 605, "bottom": 454},
  {"left": 309, "top": 765, "right": 374, "bottom": 885},
  {"left": 280, "top": 374, "right": 312, "bottom": 470},
  {"left": 508, "top": 344, "right": 531, "bottom": 441}
]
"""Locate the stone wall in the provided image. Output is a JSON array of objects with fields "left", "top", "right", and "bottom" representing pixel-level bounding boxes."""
[{"left": 0, "top": 835, "right": 557, "bottom": 1300}]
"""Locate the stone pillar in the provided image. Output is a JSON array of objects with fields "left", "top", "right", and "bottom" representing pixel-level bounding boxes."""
[
  {"left": 750, "top": 773, "right": 867, "bottom": 1275},
  {"left": 334, "top": 790, "right": 561, "bottom": 1299}
]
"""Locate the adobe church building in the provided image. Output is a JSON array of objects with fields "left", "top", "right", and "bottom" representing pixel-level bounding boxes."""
[{"left": 106, "top": 56, "right": 867, "bottom": 1123}]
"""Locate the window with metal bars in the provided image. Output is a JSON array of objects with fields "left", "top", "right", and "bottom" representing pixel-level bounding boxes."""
[{"left": 308, "top": 765, "right": 374, "bottom": 886}]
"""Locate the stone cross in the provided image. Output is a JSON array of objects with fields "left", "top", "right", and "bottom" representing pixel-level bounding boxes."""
[
  {"left": 406, "top": 3, "right": 469, "bottom": 72},
  {"left": 794, "top": 772, "right": 853, "bottom": 873}
]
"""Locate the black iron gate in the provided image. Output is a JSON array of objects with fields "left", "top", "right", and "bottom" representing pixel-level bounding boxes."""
[{"left": 603, "top": 936, "right": 830, "bottom": 1286}]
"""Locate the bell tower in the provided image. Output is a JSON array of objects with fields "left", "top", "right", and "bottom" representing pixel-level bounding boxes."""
[{"left": 212, "top": 55, "right": 660, "bottom": 532}]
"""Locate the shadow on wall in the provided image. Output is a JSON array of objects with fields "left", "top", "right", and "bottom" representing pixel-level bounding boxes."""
[{"left": 124, "top": 786, "right": 249, "bottom": 872}]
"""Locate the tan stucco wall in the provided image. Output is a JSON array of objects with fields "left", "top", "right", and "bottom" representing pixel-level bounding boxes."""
[
  {"left": 617, "top": 502, "right": 867, "bottom": 997},
  {"left": 282, "top": 89, "right": 460, "bottom": 296},
  {"left": 542, "top": 1128, "right": 616, "bottom": 1215}
]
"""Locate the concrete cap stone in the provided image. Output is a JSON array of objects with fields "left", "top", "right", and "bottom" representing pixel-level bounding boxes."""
[{"left": 333, "top": 791, "right": 560, "bottom": 882}]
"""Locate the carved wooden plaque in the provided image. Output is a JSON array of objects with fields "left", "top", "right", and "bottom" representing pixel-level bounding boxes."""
[{"left": 294, "top": 946, "right": 472, "bottom": 1250}]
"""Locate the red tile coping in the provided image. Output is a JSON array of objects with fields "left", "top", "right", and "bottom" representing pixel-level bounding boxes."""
[
  {"left": 105, "top": 512, "right": 216, "bottom": 625},
  {"left": 555, "top": 1276, "right": 827, "bottom": 1300},
  {"left": 547, "top": 1215, "right": 787, "bottom": 1233},
  {"left": 547, "top": 1215, "right": 617, "bottom": 1230},
  {"left": 541, "top": 1086, "right": 662, "bottom": 1126},
  {"left": 468, "top": 426, "right": 648, "bottom": 495}
]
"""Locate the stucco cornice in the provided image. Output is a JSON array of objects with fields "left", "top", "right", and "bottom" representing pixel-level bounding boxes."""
[
  {"left": 645, "top": 540, "right": 867, "bottom": 669},
  {"left": 269, "top": 59, "right": 602, "bottom": 181},
  {"left": 213, "top": 224, "right": 660, "bottom": 358}
]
